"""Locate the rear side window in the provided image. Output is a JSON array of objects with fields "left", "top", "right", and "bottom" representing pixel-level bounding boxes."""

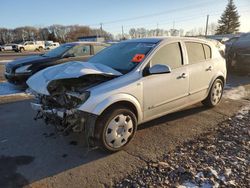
[
  {"left": 185, "top": 42, "right": 205, "bottom": 64},
  {"left": 203, "top": 44, "right": 212, "bottom": 59},
  {"left": 151, "top": 42, "right": 183, "bottom": 69}
]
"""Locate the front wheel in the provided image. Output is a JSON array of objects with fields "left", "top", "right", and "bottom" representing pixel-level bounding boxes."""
[
  {"left": 95, "top": 107, "right": 137, "bottom": 152},
  {"left": 202, "top": 79, "right": 224, "bottom": 107}
]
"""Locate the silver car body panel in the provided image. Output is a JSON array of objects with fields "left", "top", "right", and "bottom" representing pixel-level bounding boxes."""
[{"left": 28, "top": 37, "right": 227, "bottom": 125}]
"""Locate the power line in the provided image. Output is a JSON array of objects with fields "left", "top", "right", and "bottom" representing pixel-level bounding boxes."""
[
  {"left": 107, "top": 8, "right": 250, "bottom": 35},
  {"left": 88, "top": 0, "right": 220, "bottom": 27},
  {"left": 102, "top": 3, "right": 250, "bottom": 31}
]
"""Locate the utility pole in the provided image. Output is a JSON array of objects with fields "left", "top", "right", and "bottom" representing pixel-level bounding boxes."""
[
  {"left": 122, "top": 25, "right": 124, "bottom": 39},
  {"left": 173, "top": 21, "right": 175, "bottom": 30},
  {"left": 205, "top": 15, "right": 209, "bottom": 36},
  {"left": 100, "top": 23, "right": 103, "bottom": 36},
  {"left": 156, "top": 23, "right": 159, "bottom": 36}
]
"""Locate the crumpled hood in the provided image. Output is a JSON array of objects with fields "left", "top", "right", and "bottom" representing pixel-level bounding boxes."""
[{"left": 27, "top": 61, "right": 122, "bottom": 95}]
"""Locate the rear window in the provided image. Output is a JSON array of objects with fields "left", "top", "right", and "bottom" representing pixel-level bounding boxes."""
[
  {"left": 203, "top": 44, "right": 212, "bottom": 59},
  {"left": 185, "top": 42, "right": 205, "bottom": 64}
]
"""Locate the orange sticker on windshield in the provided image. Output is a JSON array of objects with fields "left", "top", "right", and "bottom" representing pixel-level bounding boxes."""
[{"left": 131, "top": 54, "right": 145, "bottom": 63}]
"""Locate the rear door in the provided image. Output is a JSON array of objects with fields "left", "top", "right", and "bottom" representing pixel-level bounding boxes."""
[{"left": 185, "top": 42, "right": 214, "bottom": 98}]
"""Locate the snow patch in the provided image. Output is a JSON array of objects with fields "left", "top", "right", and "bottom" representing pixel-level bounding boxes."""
[
  {"left": 0, "top": 60, "right": 13, "bottom": 64},
  {"left": 236, "top": 105, "right": 250, "bottom": 119},
  {"left": 0, "top": 82, "right": 25, "bottom": 95},
  {"left": 223, "top": 86, "right": 248, "bottom": 100}
]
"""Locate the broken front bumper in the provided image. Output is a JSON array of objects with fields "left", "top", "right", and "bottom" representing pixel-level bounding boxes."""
[{"left": 31, "top": 102, "right": 98, "bottom": 145}]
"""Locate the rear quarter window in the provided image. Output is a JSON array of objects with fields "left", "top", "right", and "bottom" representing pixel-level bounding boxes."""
[
  {"left": 203, "top": 44, "right": 212, "bottom": 59},
  {"left": 185, "top": 42, "right": 206, "bottom": 64}
]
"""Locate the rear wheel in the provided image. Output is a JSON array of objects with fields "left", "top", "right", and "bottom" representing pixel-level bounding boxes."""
[
  {"left": 202, "top": 79, "right": 224, "bottom": 107},
  {"left": 95, "top": 107, "right": 137, "bottom": 152}
]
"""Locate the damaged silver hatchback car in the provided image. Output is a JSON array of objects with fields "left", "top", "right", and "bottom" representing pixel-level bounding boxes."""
[{"left": 27, "top": 37, "right": 226, "bottom": 151}]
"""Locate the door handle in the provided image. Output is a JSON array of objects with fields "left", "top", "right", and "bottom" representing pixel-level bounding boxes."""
[
  {"left": 178, "top": 73, "right": 187, "bottom": 79},
  {"left": 206, "top": 66, "right": 213, "bottom": 71}
]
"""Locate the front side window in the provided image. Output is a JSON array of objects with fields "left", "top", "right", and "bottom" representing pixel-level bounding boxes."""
[
  {"left": 185, "top": 42, "right": 206, "bottom": 64},
  {"left": 89, "top": 42, "right": 156, "bottom": 74},
  {"left": 239, "top": 33, "right": 250, "bottom": 41},
  {"left": 151, "top": 42, "right": 183, "bottom": 69},
  {"left": 68, "top": 45, "right": 91, "bottom": 56},
  {"left": 42, "top": 44, "right": 74, "bottom": 57}
]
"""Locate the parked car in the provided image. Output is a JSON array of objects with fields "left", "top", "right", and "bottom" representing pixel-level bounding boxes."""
[
  {"left": 27, "top": 37, "right": 226, "bottom": 152},
  {"left": 45, "top": 42, "right": 60, "bottom": 50},
  {"left": 226, "top": 33, "right": 250, "bottom": 73},
  {"left": 12, "top": 41, "right": 45, "bottom": 52},
  {"left": 225, "top": 36, "right": 240, "bottom": 58},
  {"left": 5, "top": 42, "right": 109, "bottom": 85},
  {"left": 0, "top": 43, "right": 16, "bottom": 51}
]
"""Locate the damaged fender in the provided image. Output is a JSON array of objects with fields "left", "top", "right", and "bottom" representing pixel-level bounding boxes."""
[{"left": 78, "top": 93, "right": 143, "bottom": 124}]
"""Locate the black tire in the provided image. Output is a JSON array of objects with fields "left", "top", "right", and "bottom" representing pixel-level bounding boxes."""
[
  {"left": 38, "top": 46, "right": 43, "bottom": 51},
  {"left": 202, "top": 79, "right": 224, "bottom": 107},
  {"left": 20, "top": 47, "right": 24, "bottom": 52},
  {"left": 95, "top": 106, "right": 137, "bottom": 152}
]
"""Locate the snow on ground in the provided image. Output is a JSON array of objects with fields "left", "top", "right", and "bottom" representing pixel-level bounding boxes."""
[
  {"left": 235, "top": 104, "right": 250, "bottom": 119},
  {"left": 0, "top": 81, "right": 25, "bottom": 96},
  {"left": 223, "top": 85, "right": 249, "bottom": 100},
  {"left": 0, "top": 60, "right": 13, "bottom": 64}
]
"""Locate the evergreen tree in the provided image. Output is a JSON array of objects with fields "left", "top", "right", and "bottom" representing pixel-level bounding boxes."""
[{"left": 216, "top": 0, "right": 240, "bottom": 34}]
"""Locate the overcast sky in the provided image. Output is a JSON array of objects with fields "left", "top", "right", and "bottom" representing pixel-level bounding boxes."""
[{"left": 1, "top": 0, "right": 250, "bottom": 34}]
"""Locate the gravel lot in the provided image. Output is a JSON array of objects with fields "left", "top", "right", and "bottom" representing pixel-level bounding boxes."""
[{"left": 115, "top": 105, "right": 250, "bottom": 188}]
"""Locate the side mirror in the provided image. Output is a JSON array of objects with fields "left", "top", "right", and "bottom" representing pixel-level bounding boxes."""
[{"left": 149, "top": 64, "right": 171, "bottom": 75}]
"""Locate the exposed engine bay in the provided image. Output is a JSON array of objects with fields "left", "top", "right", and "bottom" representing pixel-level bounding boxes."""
[
  {"left": 31, "top": 74, "right": 115, "bottom": 134},
  {"left": 26, "top": 61, "right": 123, "bottom": 145}
]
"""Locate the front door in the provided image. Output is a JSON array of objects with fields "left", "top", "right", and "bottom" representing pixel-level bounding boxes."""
[{"left": 142, "top": 42, "right": 189, "bottom": 121}]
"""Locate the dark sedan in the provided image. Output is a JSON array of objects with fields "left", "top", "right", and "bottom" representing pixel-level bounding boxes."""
[
  {"left": 226, "top": 33, "right": 250, "bottom": 74},
  {"left": 5, "top": 42, "right": 109, "bottom": 85}
]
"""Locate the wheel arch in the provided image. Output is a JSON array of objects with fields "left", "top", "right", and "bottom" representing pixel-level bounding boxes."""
[
  {"left": 207, "top": 73, "right": 226, "bottom": 97},
  {"left": 91, "top": 94, "right": 143, "bottom": 123}
]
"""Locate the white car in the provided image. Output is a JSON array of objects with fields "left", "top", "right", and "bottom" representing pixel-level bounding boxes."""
[
  {"left": 13, "top": 41, "right": 45, "bottom": 52},
  {"left": 27, "top": 37, "right": 226, "bottom": 151},
  {"left": 0, "top": 43, "right": 16, "bottom": 51},
  {"left": 45, "top": 42, "right": 60, "bottom": 50}
]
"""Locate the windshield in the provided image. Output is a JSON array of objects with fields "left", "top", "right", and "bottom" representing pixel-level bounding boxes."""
[
  {"left": 239, "top": 33, "right": 250, "bottom": 41},
  {"left": 89, "top": 42, "right": 156, "bottom": 74},
  {"left": 42, "top": 44, "right": 74, "bottom": 57}
]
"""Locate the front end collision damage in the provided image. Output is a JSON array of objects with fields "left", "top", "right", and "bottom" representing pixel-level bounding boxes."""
[{"left": 27, "top": 61, "right": 122, "bottom": 145}]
